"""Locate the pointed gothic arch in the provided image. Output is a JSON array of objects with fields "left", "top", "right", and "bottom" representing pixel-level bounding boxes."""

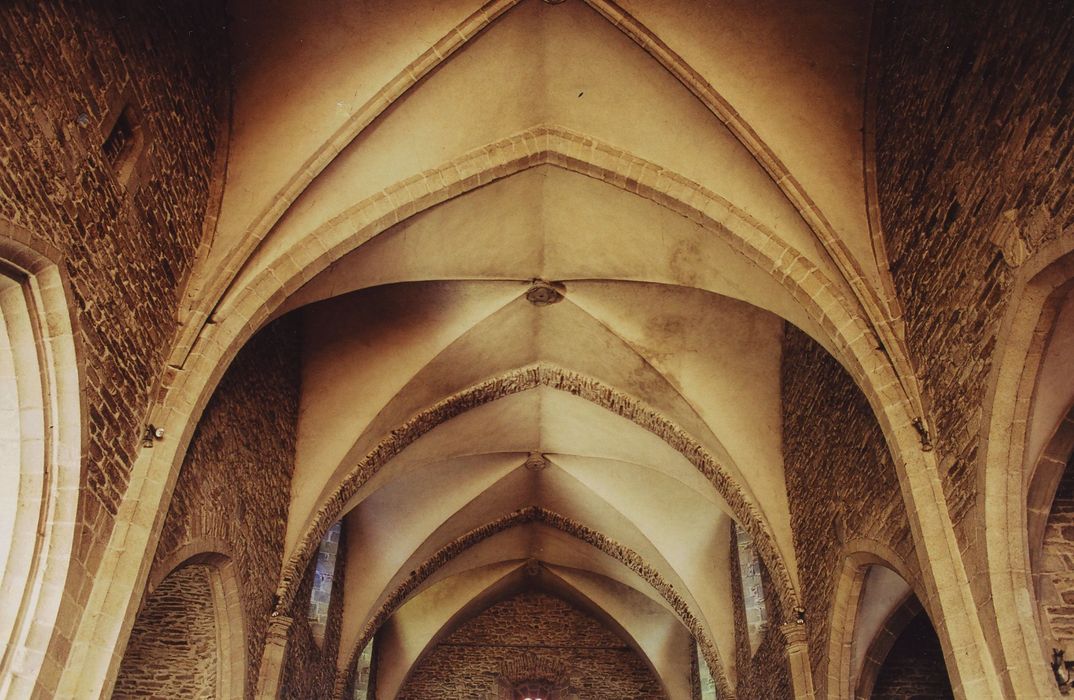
[
  {"left": 275, "top": 363, "right": 799, "bottom": 619},
  {"left": 329, "top": 507, "right": 735, "bottom": 699},
  {"left": 0, "top": 225, "right": 82, "bottom": 698},
  {"left": 823, "top": 541, "right": 922, "bottom": 699},
  {"left": 115, "top": 552, "right": 246, "bottom": 700},
  {"left": 980, "top": 237, "right": 1074, "bottom": 697}
]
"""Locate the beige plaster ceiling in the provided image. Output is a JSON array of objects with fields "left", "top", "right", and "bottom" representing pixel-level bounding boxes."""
[
  {"left": 374, "top": 563, "right": 695, "bottom": 698},
  {"left": 191, "top": 0, "right": 883, "bottom": 693}
]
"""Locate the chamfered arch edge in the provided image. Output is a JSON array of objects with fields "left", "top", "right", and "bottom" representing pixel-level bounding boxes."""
[
  {"left": 0, "top": 219, "right": 85, "bottom": 700},
  {"left": 978, "top": 234, "right": 1074, "bottom": 697}
]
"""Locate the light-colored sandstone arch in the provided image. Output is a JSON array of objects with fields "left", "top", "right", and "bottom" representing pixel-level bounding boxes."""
[
  {"left": 62, "top": 112, "right": 999, "bottom": 700},
  {"left": 378, "top": 563, "right": 682, "bottom": 699},
  {"left": 979, "top": 237, "right": 1074, "bottom": 697},
  {"left": 823, "top": 541, "right": 921, "bottom": 699},
  {"left": 275, "top": 364, "right": 799, "bottom": 616},
  {"left": 0, "top": 225, "right": 82, "bottom": 699},
  {"left": 327, "top": 507, "right": 735, "bottom": 699},
  {"left": 115, "top": 552, "right": 246, "bottom": 700},
  {"left": 175, "top": 0, "right": 895, "bottom": 367}
]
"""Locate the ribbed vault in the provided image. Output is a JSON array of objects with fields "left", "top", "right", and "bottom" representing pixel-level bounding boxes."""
[
  {"left": 6, "top": 0, "right": 1064, "bottom": 698},
  {"left": 376, "top": 563, "right": 688, "bottom": 698},
  {"left": 331, "top": 507, "right": 736, "bottom": 697},
  {"left": 53, "top": 1, "right": 1005, "bottom": 698},
  {"left": 152, "top": 1, "right": 957, "bottom": 696}
]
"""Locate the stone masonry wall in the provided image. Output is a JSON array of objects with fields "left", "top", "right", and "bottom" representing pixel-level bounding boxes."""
[
  {"left": 398, "top": 591, "right": 666, "bottom": 699},
  {"left": 690, "top": 643, "right": 703, "bottom": 700},
  {"left": 113, "top": 564, "right": 219, "bottom": 699},
  {"left": 0, "top": 0, "right": 227, "bottom": 672},
  {"left": 870, "top": 612, "right": 954, "bottom": 700},
  {"left": 280, "top": 525, "right": 348, "bottom": 699},
  {"left": 874, "top": 0, "right": 1074, "bottom": 546},
  {"left": 1038, "top": 454, "right": 1074, "bottom": 648},
  {"left": 729, "top": 521, "right": 791, "bottom": 700},
  {"left": 782, "top": 325, "right": 918, "bottom": 692},
  {"left": 148, "top": 318, "right": 302, "bottom": 698}
]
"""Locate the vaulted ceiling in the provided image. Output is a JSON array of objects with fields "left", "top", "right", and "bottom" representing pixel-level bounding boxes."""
[{"left": 182, "top": 0, "right": 886, "bottom": 693}]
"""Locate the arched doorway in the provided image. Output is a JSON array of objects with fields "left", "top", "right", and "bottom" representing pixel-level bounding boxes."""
[
  {"left": 113, "top": 555, "right": 245, "bottom": 699},
  {"left": 826, "top": 550, "right": 955, "bottom": 699}
]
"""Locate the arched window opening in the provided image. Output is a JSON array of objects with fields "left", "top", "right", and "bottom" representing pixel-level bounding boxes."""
[
  {"left": 733, "top": 522, "right": 769, "bottom": 654},
  {"left": 309, "top": 520, "right": 342, "bottom": 644},
  {"left": 0, "top": 239, "right": 80, "bottom": 698},
  {"left": 696, "top": 643, "right": 718, "bottom": 700},
  {"left": 352, "top": 640, "right": 374, "bottom": 700}
]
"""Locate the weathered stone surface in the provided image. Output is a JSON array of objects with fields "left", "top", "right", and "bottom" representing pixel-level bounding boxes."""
[
  {"left": 149, "top": 318, "right": 302, "bottom": 697},
  {"left": 876, "top": 0, "right": 1074, "bottom": 543},
  {"left": 782, "top": 324, "right": 917, "bottom": 691},
  {"left": 5, "top": 1, "right": 1072, "bottom": 696},
  {"left": 0, "top": 1, "right": 227, "bottom": 674},
  {"left": 113, "top": 564, "right": 219, "bottom": 699},
  {"left": 871, "top": 612, "right": 954, "bottom": 699},
  {"left": 1040, "top": 455, "right": 1074, "bottom": 648}
]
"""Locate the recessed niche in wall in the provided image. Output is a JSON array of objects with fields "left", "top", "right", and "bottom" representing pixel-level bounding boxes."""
[{"left": 102, "top": 103, "right": 144, "bottom": 187}]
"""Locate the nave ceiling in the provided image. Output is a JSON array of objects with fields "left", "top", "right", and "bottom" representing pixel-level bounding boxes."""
[
  {"left": 173, "top": 0, "right": 892, "bottom": 693},
  {"left": 39, "top": 0, "right": 982, "bottom": 696}
]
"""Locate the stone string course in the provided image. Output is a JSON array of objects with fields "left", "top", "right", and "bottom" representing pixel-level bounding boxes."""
[
  {"left": 280, "top": 363, "right": 798, "bottom": 617},
  {"left": 875, "top": 0, "right": 1074, "bottom": 545},
  {"left": 112, "top": 564, "right": 219, "bottom": 699},
  {"left": 336, "top": 506, "right": 734, "bottom": 699},
  {"left": 398, "top": 592, "right": 665, "bottom": 699},
  {"left": 781, "top": 325, "right": 918, "bottom": 694},
  {"left": 146, "top": 318, "right": 302, "bottom": 698}
]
